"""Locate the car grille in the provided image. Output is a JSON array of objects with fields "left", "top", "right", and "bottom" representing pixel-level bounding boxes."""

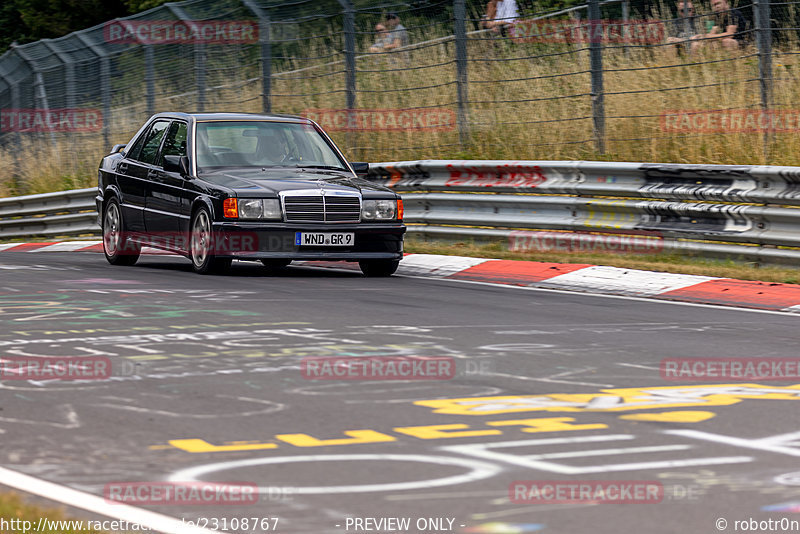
[{"left": 283, "top": 194, "right": 361, "bottom": 223}]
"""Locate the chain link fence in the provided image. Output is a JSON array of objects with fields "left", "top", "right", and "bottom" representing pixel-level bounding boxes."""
[{"left": 0, "top": 0, "right": 797, "bottom": 195}]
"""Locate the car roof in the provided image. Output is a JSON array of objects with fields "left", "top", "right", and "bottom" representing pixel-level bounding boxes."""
[{"left": 151, "top": 112, "right": 310, "bottom": 123}]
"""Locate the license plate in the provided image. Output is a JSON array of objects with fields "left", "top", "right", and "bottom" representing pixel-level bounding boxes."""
[{"left": 295, "top": 232, "right": 354, "bottom": 247}]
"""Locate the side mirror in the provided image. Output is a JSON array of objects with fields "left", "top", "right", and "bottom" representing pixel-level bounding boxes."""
[
  {"left": 111, "top": 143, "right": 126, "bottom": 154},
  {"left": 351, "top": 162, "right": 369, "bottom": 176},
  {"left": 164, "top": 155, "right": 191, "bottom": 177}
]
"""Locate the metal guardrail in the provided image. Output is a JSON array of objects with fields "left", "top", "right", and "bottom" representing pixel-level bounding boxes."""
[
  {"left": 0, "top": 188, "right": 98, "bottom": 239},
  {"left": 4, "top": 160, "right": 800, "bottom": 265},
  {"left": 366, "top": 160, "right": 800, "bottom": 265}
]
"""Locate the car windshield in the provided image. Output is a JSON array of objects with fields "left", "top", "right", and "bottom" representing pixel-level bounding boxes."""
[{"left": 195, "top": 120, "right": 348, "bottom": 172}]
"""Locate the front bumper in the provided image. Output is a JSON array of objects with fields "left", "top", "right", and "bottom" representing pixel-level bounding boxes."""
[{"left": 210, "top": 221, "right": 405, "bottom": 261}]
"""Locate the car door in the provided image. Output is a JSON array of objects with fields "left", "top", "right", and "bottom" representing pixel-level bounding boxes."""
[
  {"left": 146, "top": 120, "right": 189, "bottom": 245},
  {"left": 114, "top": 122, "right": 166, "bottom": 234},
  {"left": 124, "top": 119, "right": 169, "bottom": 238}
]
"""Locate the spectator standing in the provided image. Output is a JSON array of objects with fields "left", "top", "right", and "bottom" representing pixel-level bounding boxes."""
[
  {"left": 666, "top": 1, "right": 699, "bottom": 54},
  {"left": 369, "top": 23, "right": 391, "bottom": 53},
  {"left": 383, "top": 13, "right": 409, "bottom": 51},
  {"left": 691, "top": 0, "right": 747, "bottom": 51},
  {"left": 481, "top": 0, "right": 520, "bottom": 36}
]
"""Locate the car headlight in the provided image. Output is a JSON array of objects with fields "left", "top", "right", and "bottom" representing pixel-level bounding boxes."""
[
  {"left": 362, "top": 199, "right": 397, "bottom": 220},
  {"left": 238, "top": 199, "right": 282, "bottom": 220}
]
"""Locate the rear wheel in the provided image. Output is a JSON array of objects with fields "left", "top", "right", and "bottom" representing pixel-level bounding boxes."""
[
  {"left": 261, "top": 259, "right": 292, "bottom": 269},
  {"left": 190, "top": 208, "right": 231, "bottom": 275},
  {"left": 359, "top": 259, "right": 399, "bottom": 277},
  {"left": 103, "top": 198, "right": 140, "bottom": 266}
]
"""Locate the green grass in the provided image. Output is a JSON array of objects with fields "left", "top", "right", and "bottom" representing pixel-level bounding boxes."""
[{"left": 0, "top": 492, "right": 105, "bottom": 534}]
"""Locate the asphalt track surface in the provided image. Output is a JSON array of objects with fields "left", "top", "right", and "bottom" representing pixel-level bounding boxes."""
[{"left": 2, "top": 251, "right": 800, "bottom": 534}]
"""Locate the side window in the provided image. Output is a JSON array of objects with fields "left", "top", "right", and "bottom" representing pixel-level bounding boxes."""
[
  {"left": 126, "top": 129, "right": 148, "bottom": 161},
  {"left": 133, "top": 120, "right": 170, "bottom": 165},
  {"left": 159, "top": 121, "right": 188, "bottom": 166}
]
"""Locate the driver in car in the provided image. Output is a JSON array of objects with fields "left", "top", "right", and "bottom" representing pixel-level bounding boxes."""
[{"left": 256, "top": 135, "right": 294, "bottom": 165}]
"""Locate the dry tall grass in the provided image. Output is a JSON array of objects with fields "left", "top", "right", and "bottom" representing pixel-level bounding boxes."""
[{"left": 2, "top": 29, "right": 799, "bottom": 197}]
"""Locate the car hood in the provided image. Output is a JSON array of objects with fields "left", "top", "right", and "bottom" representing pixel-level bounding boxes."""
[{"left": 200, "top": 168, "right": 392, "bottom": 196}]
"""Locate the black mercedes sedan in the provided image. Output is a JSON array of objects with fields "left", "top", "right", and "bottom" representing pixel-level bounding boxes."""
[{"left": 96, "top": 112, "right": 405, "bottom": 276}]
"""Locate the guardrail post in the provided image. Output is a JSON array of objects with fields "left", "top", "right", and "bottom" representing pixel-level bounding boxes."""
[
  {"left": 754, "top": 0, "right": 773, "bottom": 162},
  {"left": 241, "top": 0, "right": 272, "bottom": 113},
  {"left": 588, "top": 0, "right": 605, "bottom": 154},
  {"left": 145, "top": 44, "right": 155, "bottom": 117},
  {"left": 454, "top": 0, "right": 469, "bottom": 147}
]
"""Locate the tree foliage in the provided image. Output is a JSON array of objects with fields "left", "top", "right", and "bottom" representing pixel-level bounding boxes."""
[{"left": 0, "top": 0, "right": 156, "bottom": 54}]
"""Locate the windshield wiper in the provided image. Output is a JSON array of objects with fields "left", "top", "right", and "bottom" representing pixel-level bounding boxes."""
[{"left": 296, "top": 165, "right": 349, "bottom": 172}]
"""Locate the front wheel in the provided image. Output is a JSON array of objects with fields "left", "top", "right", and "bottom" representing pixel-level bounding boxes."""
[
  {"left": 103, "top": 198, "right": 140, "bottom": 266},
  {"left": 190, "top": 208, "right": 231, "bottom": 275},
  {"left": 359, "top": 259, "right": 399, "bottom": 277}
]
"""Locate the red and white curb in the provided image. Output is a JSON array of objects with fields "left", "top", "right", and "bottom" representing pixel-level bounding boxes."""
[{"left": 3, "top": 241, "right": 800, "bottom": 313}]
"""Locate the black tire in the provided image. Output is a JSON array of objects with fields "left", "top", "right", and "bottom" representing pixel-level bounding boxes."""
[
  {"left": 190, "top": 208, "right": 231, "bottom": 275},
  {"left": 359, "top": 259, "right": 399, "bottom": 277},
  {"left": 261, "top": 259, "right": 292, "bottom": 269},
  {"left": 103, "top": 198, "right": 140, "bottom": 266}
]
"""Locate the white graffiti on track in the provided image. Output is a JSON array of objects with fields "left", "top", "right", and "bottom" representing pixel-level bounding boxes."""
[{"left": 0, "top": 294, "right": 259, "bottom": 322}]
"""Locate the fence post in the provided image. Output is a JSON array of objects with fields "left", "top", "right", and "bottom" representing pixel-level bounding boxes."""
[
  {"left": 342, "top": 0, "right": 356, "bottom": 112},
  {"left": 166, "top": 6, "right": 207, "bottom": 113},
  {"left": 241, "top": 0, "right": 272, "bottom": 113},
  {"left": 2, "top": 75, "right": 22, "bottom": 193},
  {"left": 454, "top": 0, "right": 469, "bottom": 147},
  {"left": 754, "top": 0, "right": 773, "bottom": 161},
  {"left": 622, "top": 0, "right": 630, "bottom": 57},
  {"left": 145, "top": 44, "right": 155, "bottom": 117},
  {"left": 40, "top": 40, "right": 76, "bottom": 109},
  {"left": 337, "top": 0, "right": 356, "bottom": 152},
  {"left": 13, "top": 45, "right": 57, "bottom": 146},
  {"left": 75, "top": 32, "right": 112, "bottom": 150},
  {"left": 260, "top": 16, "right": 272, "bottom": 113},
  {"left": 196, "top": 43, "right": 206, "bottom": 112},
  {"left": 588, "top": 0, "right": 605, "bottom": 154},
  {"left": 682, "top": 2, "right": 692, "bottom": 55}
]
